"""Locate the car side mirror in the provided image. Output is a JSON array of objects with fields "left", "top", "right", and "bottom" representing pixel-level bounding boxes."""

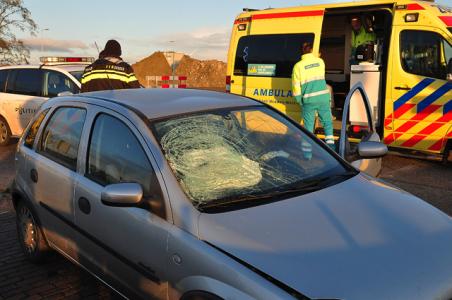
[
  {"left": 101, "top": 183, "right": 143, "bottom": 207},
  {"left": 357, "top": 141, "right": 388, "bottom": 158}
]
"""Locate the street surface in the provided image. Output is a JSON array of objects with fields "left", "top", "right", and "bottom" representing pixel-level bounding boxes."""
[{"left": 0, "top": 142, "right": 451, "bottom": 299}]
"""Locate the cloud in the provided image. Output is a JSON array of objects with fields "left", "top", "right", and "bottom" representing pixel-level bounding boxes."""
[
  {"left": 128, "top": 26, "right": 231, "bottom": 61},
  {"left": 21, "top": 38, "right": 90, "bottom": 53}
]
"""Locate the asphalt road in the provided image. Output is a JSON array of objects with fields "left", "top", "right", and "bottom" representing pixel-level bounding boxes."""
[{"left": 0, "top": 142, "right": 451, "bottom": 299}]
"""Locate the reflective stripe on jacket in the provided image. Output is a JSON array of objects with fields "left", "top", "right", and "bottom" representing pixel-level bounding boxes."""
[
  {"left": 292, "top": 53, "right": 329, "bottom": 104},
  {"left": 81, "top": 57, "right": 140, "bottom": 92}
]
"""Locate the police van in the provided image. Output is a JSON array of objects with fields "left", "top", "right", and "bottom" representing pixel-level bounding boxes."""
[
  {"left": 0, "top": 57, "right": 93, "bottom": 146},
  {"left": 226, "top": 0, "right": 452, "bottom": 161}
]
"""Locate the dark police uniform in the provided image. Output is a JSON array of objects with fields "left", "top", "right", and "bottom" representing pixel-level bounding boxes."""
[{"left": 81, "top": 56, "right": 140, "bottom": 92}]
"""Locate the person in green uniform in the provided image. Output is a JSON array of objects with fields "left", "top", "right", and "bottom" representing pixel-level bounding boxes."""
[
  {"left": 350, "top": 15, "right": 376, "bottom": 64},
  {"left": 292, "top": 42, "right": 335, "bottom": 158}
]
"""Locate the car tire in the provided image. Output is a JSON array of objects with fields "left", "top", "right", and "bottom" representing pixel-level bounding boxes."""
[
  {"left": 0, "top": 116, "right": 12, "bottom": 146},
  {"left": 16, "top": 201, "right": 49, "bottom": 263}
]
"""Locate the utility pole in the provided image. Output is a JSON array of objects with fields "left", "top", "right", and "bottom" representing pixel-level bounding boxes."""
[{"left": 40, "top": 28, "right": 49, "bottom": 52}]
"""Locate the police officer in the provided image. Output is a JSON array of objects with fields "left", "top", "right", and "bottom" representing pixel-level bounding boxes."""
[
  {"left": 350, "top": 15, "right": 376, "bottom": 64},
  {"left": 292, "top": 42, "right": 335, "bottom": 153},
  {"left": 81, "top": 40, "right": 140, "bottom": 92}
]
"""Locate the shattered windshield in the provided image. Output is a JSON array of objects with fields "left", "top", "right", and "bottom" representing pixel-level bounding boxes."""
[{"left": 153, "top": 107, "right": 351, "bottom": 210}]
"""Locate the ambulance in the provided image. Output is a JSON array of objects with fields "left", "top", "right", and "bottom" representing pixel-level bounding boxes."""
[
  {"left": 0, "top": 57, "right": 93, "bottom": 146},
  {"left": 226, "top": 0, "right": 452, "bottom": 161}
]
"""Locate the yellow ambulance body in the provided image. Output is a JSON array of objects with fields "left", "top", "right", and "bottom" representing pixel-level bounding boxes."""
[{"left": 226, "top": 0, "right": 452, "bottom": 159}]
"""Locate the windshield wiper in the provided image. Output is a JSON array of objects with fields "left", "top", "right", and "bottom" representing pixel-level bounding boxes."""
[{"left": 198, "top": 170, "right": 357, "bottom": 213}]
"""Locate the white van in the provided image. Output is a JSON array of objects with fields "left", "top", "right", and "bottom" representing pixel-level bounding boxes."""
[{"left": 0, "top": 57, "right": 93, "bottom": 145}]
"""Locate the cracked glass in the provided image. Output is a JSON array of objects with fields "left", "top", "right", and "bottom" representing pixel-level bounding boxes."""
[{"left": 153, "top": 107, "right": 346, "bottom": 207}]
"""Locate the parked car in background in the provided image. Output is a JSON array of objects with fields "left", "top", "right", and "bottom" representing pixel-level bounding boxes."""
[
  {"left": 11, "top": 89, "right": 452, "bottom": 300},
  {"left": 0, "top": 57, "right": 93, "bottom": 146}
]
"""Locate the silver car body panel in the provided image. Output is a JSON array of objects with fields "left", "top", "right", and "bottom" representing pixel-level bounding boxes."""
[
  {"left": 14, "top": 89, "right": 452, "bottom": 300},
  {"left": 198, "top": 174, "right": 452, "bottom": 300},
  {"left": 76, "top": 88, "right": 260, "bottom": 120}
]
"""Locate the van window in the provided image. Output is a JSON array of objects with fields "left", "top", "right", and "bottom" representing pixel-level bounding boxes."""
[
  {"left": 42, "top": 70, "right": 77, "bottom": 97},
  {"left": 6, "top": 69, "right": 42, "bottom": 96},
  {"left": 234, "top": 33, "right": 315, "bottom": 78},
  {"left": 0, "top": 70, "right": 8, "bottom": 92},
  {"left": 400, "top": 30, "right": 451, "bottom": 80},
  {"left": 39, "top": 107, "right": 86, "bottom": 171}
]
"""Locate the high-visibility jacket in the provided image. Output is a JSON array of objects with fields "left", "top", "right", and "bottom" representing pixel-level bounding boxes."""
[
  {"left": 292, "top": 53, "right": 330, "bottom": 104},
  {"left": 351, "top": 27, "right": 376, "bottom": 49},
  {"left": 81, "top": 56, "right": 140, "bottom": 92}
]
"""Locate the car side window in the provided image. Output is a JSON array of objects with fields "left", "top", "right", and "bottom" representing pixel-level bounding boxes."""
[
  {"left": 0, "top": 70, "right": 8, "bottom": 92},
  {"left": 86, "top": 114, "right": 163, "bottom": 203},
  {"left": 42, "top": 70, "right": 77, "bottom": 97},
  {"left": 39, "top": 107, "right": 86, "bottom": 170},
  {"left": 24, "top": 109, "right": 49, "bottom": 149},
  {"left": 400, "top": 30, "right": 452, "bottom": 80},
  {"left": 5, "top": 69, "right": 42, "bottom": 96}
]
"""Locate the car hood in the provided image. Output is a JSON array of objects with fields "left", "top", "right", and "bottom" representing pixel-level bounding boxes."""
[{"left": 198, "top": 174, "right": 452, "bottom": 300}]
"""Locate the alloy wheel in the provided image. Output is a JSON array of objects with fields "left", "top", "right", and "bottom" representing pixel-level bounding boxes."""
[
  {"left": 18, "top": 205, "right": 38, "bottom": 254},
  {"left": 0, "top": 120, "right": 7, "bottom": 144}
]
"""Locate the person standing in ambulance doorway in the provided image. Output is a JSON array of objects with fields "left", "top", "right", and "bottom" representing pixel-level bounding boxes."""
[
  {"left": 81, "top": 39, "right": 141, "bottom": 92},
  {"left": 292, "top": 42, "right": 335, "bottom": 159},
  {"left": 350, "top": 15, "right": 376, "bottom": 65}
]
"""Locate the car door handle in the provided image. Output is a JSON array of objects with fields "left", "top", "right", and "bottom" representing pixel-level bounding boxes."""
[
  {"left": 30, "top": 169, "right": 38, "bottom": 183},
  {"left": 78, "top": 197, "right": 91, "bottom": 215},
  {"left": 394, "top": 86, "right": 411, "bottom": 91}
]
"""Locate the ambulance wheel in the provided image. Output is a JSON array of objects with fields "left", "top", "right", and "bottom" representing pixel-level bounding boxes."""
[
  {"left": 442, "top": 140, "right": 452, "bottom": 164},
  {"left": 0, "top": 116, "right": 12, "bottom": 146}
]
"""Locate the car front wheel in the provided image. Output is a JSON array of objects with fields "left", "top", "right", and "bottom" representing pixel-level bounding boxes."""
[
  {"left": 16, "top": 201, "right": 49, "bottom": 263},
  {"left": 0, "top": 116, "right": 12, "bottom": 146}
]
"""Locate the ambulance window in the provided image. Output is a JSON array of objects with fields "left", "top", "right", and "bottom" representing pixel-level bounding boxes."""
[
  {"left": 234, "top": 33, "right": 315, "bottom": 78},
  {"left": 400, "top": 30, "right": 451, "bottom": 80},
  {"left": 6, "top": 69, "right": 42, "bottom": 96},
  {"left": 0, "top": 70, "right": 7, "bottom": 92}
]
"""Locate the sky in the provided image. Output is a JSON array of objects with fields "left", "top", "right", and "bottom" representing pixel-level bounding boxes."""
[{"left": 15, "top": 0, "right": 451, "bottom": 64}]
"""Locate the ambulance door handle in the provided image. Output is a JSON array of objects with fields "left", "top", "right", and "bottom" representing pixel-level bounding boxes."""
[
  {"left": 231, "top": 80, "right": 235, "bottom": 83},
  {"left": 395, "top": 85, "right": 411, "bottom": 91}
]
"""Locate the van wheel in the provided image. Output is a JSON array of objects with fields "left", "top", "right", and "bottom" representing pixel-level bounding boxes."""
[
  {"left": 16, "top": 201, "right": 49, "bottom": 263},
  {"left": 442, "top": 140, "right": 452, "bottom": 164},
  {"left": 0, "top": 116, "right": 12, "bottom": 146}
]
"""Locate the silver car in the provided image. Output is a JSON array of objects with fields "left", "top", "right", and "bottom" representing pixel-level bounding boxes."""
[{"left": 12, "top": 89, "right": 452, "bottom": 300}]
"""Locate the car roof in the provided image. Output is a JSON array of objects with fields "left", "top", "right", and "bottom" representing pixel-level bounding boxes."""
[
  {"left": 0, "top": 64, "right": 87, "bottom": 73},
  {"left": 75, "top": 88, "right": 263, "bottom": 120}
]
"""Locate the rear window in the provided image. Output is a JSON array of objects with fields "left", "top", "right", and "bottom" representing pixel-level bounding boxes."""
[
  {"left": 234, "top": 33, "right": 315, "bottom": 78},
  {"left": 6, "top": 69, "right": 42, "bottom": 96}
]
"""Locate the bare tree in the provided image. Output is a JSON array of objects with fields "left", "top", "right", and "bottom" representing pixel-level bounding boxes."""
[{"left": 0, "top": 0, "right": 36, "bottom": 65}]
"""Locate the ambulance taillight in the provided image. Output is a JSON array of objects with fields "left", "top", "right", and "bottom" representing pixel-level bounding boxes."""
[{"left": 226, "top": 76, "right": 231, "bottom": 93}]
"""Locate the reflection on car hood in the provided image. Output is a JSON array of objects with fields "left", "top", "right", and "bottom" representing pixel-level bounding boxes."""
[{"left": 198, "top": 174, "right": 452, "bottom": 300}]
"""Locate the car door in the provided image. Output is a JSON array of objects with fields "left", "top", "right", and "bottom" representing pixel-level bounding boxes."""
[
  {"left": 42, "top": 70, "right": 79, "bottom": 97},
  {"left": 3, "top": 69, "right": 48, "bottom": 136},
  {"left": 386, "top": 27, "right": 451, "bottom": 153},
  {"left": 27, "top": 104, "right": 87, "bottom": 256},
  {"left": 73, "top": 110, "right": 169, "bottom": 299},
  {"left": 339, "top": 82, "right": 387, "bottom": 177}
]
